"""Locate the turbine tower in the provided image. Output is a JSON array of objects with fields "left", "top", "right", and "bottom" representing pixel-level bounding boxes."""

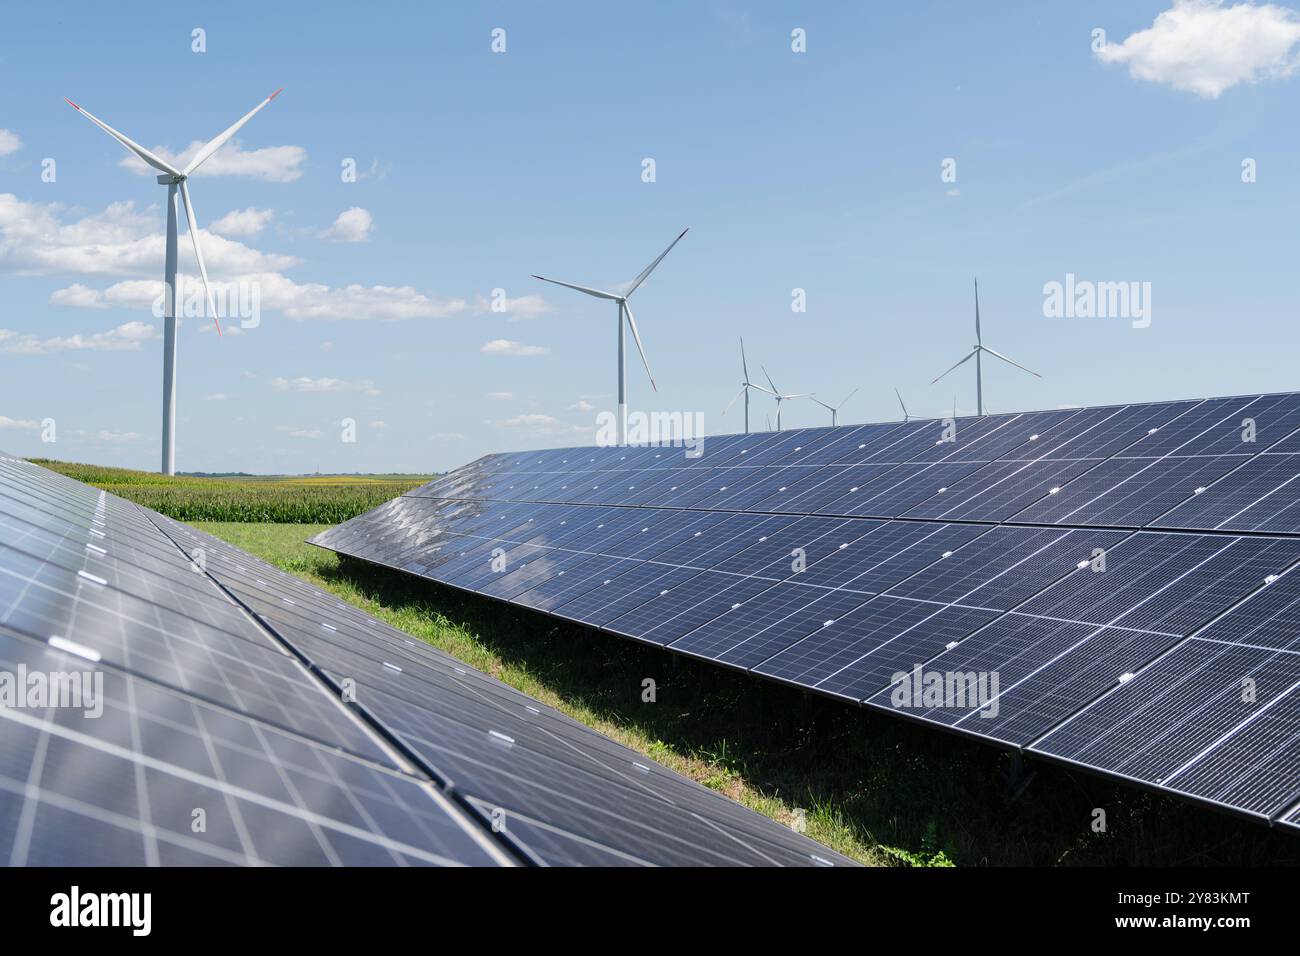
[
  {"left": 931, "top": 277, "right": 1041, "bottom": 416},
  {"left": 810, "top": 388, "right": 858, "bottom": 427},
  {"left": 721, "top": 337, "right": 773, "bottom": 434},
  {"left": 533, "top": 229, "right": 688, "bottom": 445},
  {"left": 67, "top": 90, "right": 283, "bottom": 474},
  {"left": 760, "top": 366, "right": 811, "bottom": 431}
]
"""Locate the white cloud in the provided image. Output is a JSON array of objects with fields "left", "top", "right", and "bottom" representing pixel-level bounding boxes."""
[
  {"left": 568, "top": 399, "right": 595, "bottom": 412},
  {"left": 95, "top": 430, "right": 143, "bottom": 443},
  {"left": 486, "top": 391, "right": 515, "bottom": 400},
  {"left": 431, "top": 431, "right": 465, "bottom": 440},
  {"left": 480, "top": 338, "right": 547, "bottom": 356},
  {"left": 271, "top": 376, "right": 379, "bottom": 396},
  {"left": 0, "top": 320, "right": 157, "bottom": 355},
  {"left": 206, "top": 393, "right": 226, "bottom": 401},
  {"left": 1097, "top": 0, "right": 1300, "bottom": 98},
  {"left": 0, "top": 130, "right": 21, "bottom": 157},
  {"left": 0, "top": 415, "right": 40, "bottom": 430},
  {"left": 49, "top": 283, "right": 108, "bottom": 308},
  {"left": 495, "top": 413, "right": 594, "bottom": 439},
  {"left": 501, "top": 414, "right": 559, "bottom": 427},
  {"left": 54, "top": 271, "right": 466, "bottom": 322},
  {"left": 1, "top": 195, "right": 297, "bottom": 277},
  {"left": 368, "top": 420, "right": 386, "bottom": 430},
  {"left": 320, "top": 341, "right": 334, "bottom": 351},
  {"left": 120, "top": 141, "right": 306, "bottom": 182},
  {"left": 320, "top": 207, "right": 374, "bottom": 243},
  {"left": 473, "top": 293, "right": 554, "bottom": 321},
  {"left": 274, "top": 425, "right": 323, "bottom": 439},
  {"left": 210, "top": 207, "right": 274, "bottom": 238}
]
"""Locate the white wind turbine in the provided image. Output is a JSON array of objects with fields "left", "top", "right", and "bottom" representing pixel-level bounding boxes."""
[
  {"left": 810, "top": 388, "right": 858, "bottom": 427},
  {"left": 66, "top": 89, "right": 283, "bottom": 475},
  {"left": 931, "top": 278, "right": 1041, "bottom": 417},
  {"left": 721, "top": 337, "right": 773, "bottom": 434},
  {"left": 532, "top": 229, "right": 688, "bottom": 445},
  {"left": 760, "top": 366, "right": 811, "bottom": 431}
]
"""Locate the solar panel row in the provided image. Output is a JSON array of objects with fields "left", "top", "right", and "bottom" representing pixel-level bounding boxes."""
[
  {"left": 313, "top": 392, "right": 1300, "bottom": 828},
  {"left": 0, "top": 455, "right": 853, "bottom": 866}
]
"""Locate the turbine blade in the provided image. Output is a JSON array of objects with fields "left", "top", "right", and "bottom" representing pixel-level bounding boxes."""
[
  {"left": 839, "top": 387, "right": 859, "bottom": 408},
  {"left": 64, "top": 99, "right": 183, "bottom": 177},
  {"left": 622, "top": 301, "right": 656, "bottom": 391},
  {"left": 625, "top": 227, "right": 688, "bottom": 298},
  {"left": 761, "top": 365, "right": 779, "bottom": 395},
  {"left": 746, "top": 382, "right": 774, "bottom": 396},
  {"left": 974, "top": 277, "right": 981, "bottom": 345},
  {"left": 930, "top": 349, "right": 977, "bottom": 384},
  {"left": 184, "top": 88, "right": 283, "bottom": 177},
  {"left": 723, "top": 386, "right": 746, "bottom": 415},
  {"left": 980, "top": 345, "right": 1042, "bottom": 378},
  {"left": 740, "top": 336, "right": 749, "bottom": 381},
  {"left": 810, "top": 397, "right": 833, "bottom": 411},
  {"left": 178, "top": 180, "right": 221, "bottom": 336},
  {"left": 531, "top": 275, "right": 621, "bottom": 300},
  {"left": 894, "top": 387, "right": 909, "bottom": 419}
]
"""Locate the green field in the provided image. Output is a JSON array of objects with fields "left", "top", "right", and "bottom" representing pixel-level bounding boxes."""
[
  {"left": 198, "top": 520, "right": 1300, "bottom": 867},
  {"left": 30, "top": 458, "right": 430, "bottom": 523}
]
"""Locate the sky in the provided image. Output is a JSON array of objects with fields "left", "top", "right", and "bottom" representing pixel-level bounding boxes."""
[{"left": 2, "top": 0, "right": 1300, "bottom": 474}]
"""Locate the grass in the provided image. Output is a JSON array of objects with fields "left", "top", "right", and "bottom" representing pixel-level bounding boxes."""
[
  {"left": 199, "top": 520, "right": 1300, "bottom": 867},
  {"left": 29, "top": 458, "right": 428, "bottom": 523}
]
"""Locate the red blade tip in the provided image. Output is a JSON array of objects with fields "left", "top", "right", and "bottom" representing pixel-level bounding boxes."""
[
  {"left": 65, "top": 98, "right": 80, "bottom": 110},
  {"left": 269, "top": 88, "right": 284, "bottom": 100}
]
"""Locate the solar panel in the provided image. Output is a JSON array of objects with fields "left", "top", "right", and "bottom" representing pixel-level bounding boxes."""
[
  {"left": 312, "top": 391, "right": 1300, "bottom": 830},
  {"left": 0, "top": 456, "right": 853, "bottom": 867}
]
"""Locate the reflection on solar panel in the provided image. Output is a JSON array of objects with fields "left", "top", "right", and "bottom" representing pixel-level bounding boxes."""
[
  {"left": 0, "top": 455, "right": 852, "bottom": 867},
  {"left": 313, "top": 392, "right": 1300, "bottom": 830}
]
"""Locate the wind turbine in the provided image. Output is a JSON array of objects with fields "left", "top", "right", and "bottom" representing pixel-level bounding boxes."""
[
  {"left": 894, "top": 387, "right": 911, "bottom": 422},
  {"left": 810, "top": 388, "right": 858, "bottom": 427},
  {"left": 721, "top": 337, "right": 773, "bottom": 434},
  {"left": 66, "top": 89, "right": 283, "bottom": 475},
  {"left": 931, "top": 278, "right": 1041, "bottom": 416},
  {"left": 760, "top": 366, "right": 811, "bottom": 431},
  {"left": 533, "top": 228, "right": 688, "bottom": 445}
]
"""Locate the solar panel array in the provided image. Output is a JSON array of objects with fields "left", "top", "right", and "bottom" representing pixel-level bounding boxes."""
[
  {"left": 0, "top": 455, "right": 852, "bottom": 867},
  {"left": 313, "top": 392, "right": 1300, "bottom": 830}
]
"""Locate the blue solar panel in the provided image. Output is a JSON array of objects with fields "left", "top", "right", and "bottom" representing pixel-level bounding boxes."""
[
  {"left": 0, "top": 456, "right": 853, "bottom": 867},
  {"left": 312, "top": 391, "right": 1300, "bottom": 828}
]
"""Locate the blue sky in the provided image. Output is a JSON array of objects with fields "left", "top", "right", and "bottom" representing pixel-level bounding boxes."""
[{"left": 2, "top": 0, "right": 1300, "bottom": 473}]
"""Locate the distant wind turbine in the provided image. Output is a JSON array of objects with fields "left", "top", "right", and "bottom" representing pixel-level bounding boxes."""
[
  {"left": 721, "top": 337, "right": 773, "bottom": 434},
  {"left": 810, "top": 388, "right": 858, "bottom": 427},
  {"left": 533, "top": 229, "right": 688, "bottom": 445},
  {"left": 761, "top": 366, "right": 811, "bottom": 431},
  {"left": 66, "top": 89, "right": 284, "bottom": 475},
  {"left": 894, "top": 387, "right": 911, "bottom": 422},
  {"left": 931, "top": 278, "right": 1041, "bottom": 416}
]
